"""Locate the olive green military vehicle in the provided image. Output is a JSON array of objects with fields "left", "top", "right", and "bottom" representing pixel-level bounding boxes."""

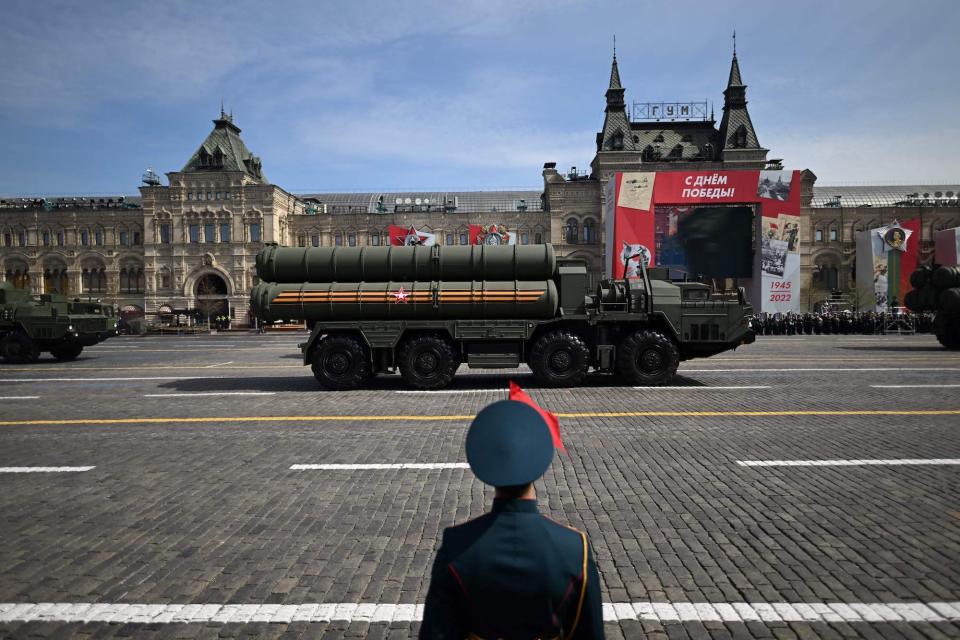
[
  {"left": 905, "top": 264, "right": 960, "bottom": 350},
  {"left": 250, "top": 244, "right": 755, "bottom": 390},
  {"left": 0, "top": 281, "right": 117, "bottom": 363}
]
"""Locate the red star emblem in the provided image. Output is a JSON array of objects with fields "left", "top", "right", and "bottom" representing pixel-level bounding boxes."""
[{"left": 393, "top": 287, "right": 410, "bottom": 303}]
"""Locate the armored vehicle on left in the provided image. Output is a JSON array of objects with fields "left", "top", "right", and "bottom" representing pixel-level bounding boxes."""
[{"left": 0, "top": 282, "right": 117, "bottom": 363}]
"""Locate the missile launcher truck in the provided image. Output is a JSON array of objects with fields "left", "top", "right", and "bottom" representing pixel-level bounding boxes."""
[
  {"left": 904, "top": 265, "right": 960, "bottom": 350},
  {"left": 250, "top": 244, "right": 756, "bottom": 390},
  {"left": 0, "top": 281, "right": 117, "bottom": 363}
]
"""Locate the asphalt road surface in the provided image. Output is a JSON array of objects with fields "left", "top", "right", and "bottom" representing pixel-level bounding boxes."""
[{"left": 1, "top": 332, "right": 958, "bottom": 639}]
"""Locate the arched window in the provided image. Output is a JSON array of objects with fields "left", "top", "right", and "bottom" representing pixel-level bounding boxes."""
[
  {"left": 565, "top": 218, "right": 579, "bottom": 244},
  {"left": 17, "top": 229, "right": 27, "bottom": 246},
  {"left": 582, "top": 219, "right": 596, "bottom": 244},
  {"left": 81, "top": 229, "right": 90, "bottom": 246},
  {"left": 119, "top": 228, "right": 129, "bottom": 245},
  {"left": 56, "top": 230, "right": 65, "bottom": 246},
  {"left": 133, "top": 228, "right": 142, "bottom": 245},
  {"left": 120, "top": 269, "right": 130, "bottom": 293},
  {"left": 42, "top": 230, "right": 51, "bottom": 246},
  {"left": 136, "top": 269, "right": 145, "bottom": 293},
  {"left": 94, "top": 228, "right": 103, "bottom": 246}
]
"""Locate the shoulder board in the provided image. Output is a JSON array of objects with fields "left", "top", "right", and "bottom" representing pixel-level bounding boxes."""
[{"left": 540, "top": 513, "right": 585, "bottom": 536}]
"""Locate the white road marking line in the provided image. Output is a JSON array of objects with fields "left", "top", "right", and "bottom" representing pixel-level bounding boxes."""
[
  {"left": 204, "top": 361, "right": 235, "bottom": 368},
  {"left": 737, "top": 459, "right": 960, "bottom": 467},
  {"left": 144, "top": 392, "right": 277, "bottom": 398},
  {"left": 395, "top": 389, "right": 506, "bottom": 394},
  {"left": 681, "top": 367, "right": 960, "bottom": 373},
  {"left": 871, "top": 384, "right": 960, "bottom": 388},
  {"left": 633, "top": 386, "right": 771, "bottom": 390},
  {"left": 0, "top": 376, "right": 229, "bottom": 382},
  {"left": 291, "top": 463, "right": 470, "bottom": 470},
  {"left": 0, "top": 466, "right": 94, "bottom": 473},
  {"left": 0, "top": 601, "right": 957, "bottom": 623},
  {"left": 0, "top": 396, "right": 40, "bottom": 400}
]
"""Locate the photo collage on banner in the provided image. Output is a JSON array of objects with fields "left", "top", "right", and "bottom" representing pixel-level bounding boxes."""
[{"left": 604, "top": 169, "right": 802, "bottom": 313}]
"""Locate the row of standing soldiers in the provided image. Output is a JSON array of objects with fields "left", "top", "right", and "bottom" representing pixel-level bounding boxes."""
[{"left": 750, "top": 311, "right": 937, "bottom": 335}]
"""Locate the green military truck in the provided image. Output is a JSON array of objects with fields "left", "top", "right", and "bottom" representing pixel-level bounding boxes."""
[
  {"left": 250, "top": 244, "right": 755, "bottom": 390},
  {"left": 0, "top": 281, "right": 117, "bottom": 363}
]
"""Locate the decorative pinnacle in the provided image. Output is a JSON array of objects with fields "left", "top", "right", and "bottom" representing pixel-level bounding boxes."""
[
  {"left": 613, "top": 34, "right": 616, "bottom": 60},
  {"left": 733, "top": 30, "right": 736, "bottom": 56}
]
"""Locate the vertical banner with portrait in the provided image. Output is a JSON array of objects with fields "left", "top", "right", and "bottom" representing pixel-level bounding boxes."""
[
  {"left": 756, "top": 170, "right": 802, "bottom": 314},
  {"left": 605, "top": 169, "right": 801, "bottom": 312},
  {"left": 855, "top": 219, "right": 921, "bottom": 311},
  {"left": 934, "top": 226, "right": 960, "bottom": 266}
]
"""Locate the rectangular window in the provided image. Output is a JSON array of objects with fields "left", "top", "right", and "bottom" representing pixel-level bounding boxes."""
[
  {"left": 535, "top": 233, "right": 543, "bottom": 244},
  {"left": 81, "top": 231, "right": 89, "bottom": 246},
  {"left": 205, "top": 223, "right": 216, "bottom": 243},
  {"left": 446, "top": 233, "right": 453, "bottom": 245},
  {"left": 119, "top": 231, "right": 128, "bottom": 245},
  {"left": 249, "top": 223, "right": 261, "bottom": 242},
  {"left": 334, "top": 234, "right": 342, "bottom": 246},
  {"left": 815, "top": 230, "right": 823, "bottom": 242},
  {"left": 348, "top": 233, "right": 357, "bottom": 247},
  {"left": 219, "top": 223, "right": 230, "bottom": 243},
  {"left": 207, "top": 192, "right": 212, "bottom": 201},
  {"left": 57, "top": 231, "right": 65, "bottom": 246},
  {"left": 224, "top": 191, "right": 231, "bottom": 200},
  {"left": 187, "top": 192, "right": 194, "bottom": 201},
  {"left": 521, "top": 233, "right": 529, "bottom": 245},
  {"left": 216, "top": 192, "right": 222, "bottom": 200},
  {"left": 459, "top": 233, "right": 468, "bottom": 245},
  {"left": 3, "top": 233, "right": 10, "bottom": 246},
  {"left": 133, "top": 231, "right": 141, "bottom": 245},
  {"left": 160, "top": 224, "right": 171, "bottom": 244},
  {"left": 312, "top": 235, "right": 320, "bottom": 247},
  {"left": 189, "top": 224, "right": 200, "bottom": 243},
  {"left": 42, "top": 231, "right": 50, "bottom": 246},
  {"left": 370, "top": 234, "right": 380, "bottom": 246},
  {"left": 829, "top": 229, "right": 838, "bottom": 241},
  {"left": 298, "top": 235, "right": 306, "bottom": 247}
]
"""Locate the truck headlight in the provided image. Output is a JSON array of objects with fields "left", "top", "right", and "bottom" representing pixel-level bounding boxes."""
[
  {"left": 114, "top": 322, "right": 119, "bottom": 329},
  {"left": 67, "top": 324, "right": 74, "bottom": 332}
]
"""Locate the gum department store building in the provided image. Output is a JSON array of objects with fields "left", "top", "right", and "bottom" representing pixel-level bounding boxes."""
[{"left": 2, "top": 49, "right": 958, "bottom": 325}]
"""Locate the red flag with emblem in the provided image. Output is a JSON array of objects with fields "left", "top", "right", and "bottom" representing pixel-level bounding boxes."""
[{"left": 509, "top": 381, "right": 564, "bottom": 452}]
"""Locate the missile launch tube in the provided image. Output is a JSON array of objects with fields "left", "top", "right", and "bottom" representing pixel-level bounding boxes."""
[
  {"left": 256, "top": 244, "right": 556, "bottom": 283},
  {"left": 251, "top": 280, "right": 558, "bottom": 322}
]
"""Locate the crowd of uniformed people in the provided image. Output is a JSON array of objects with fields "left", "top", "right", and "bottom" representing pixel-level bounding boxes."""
[{"left": 750, "top": 310, "right": 937, "bottom": 336}]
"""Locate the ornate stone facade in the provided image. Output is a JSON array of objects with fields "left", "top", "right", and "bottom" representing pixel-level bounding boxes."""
[{"left": 2, "top": 50, "right": 958, "bottom": 320}]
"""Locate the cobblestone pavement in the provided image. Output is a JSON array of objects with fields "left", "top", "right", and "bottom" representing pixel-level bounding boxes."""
[{"left": 0, "top": 333, "right": 958, "bottom": 639}]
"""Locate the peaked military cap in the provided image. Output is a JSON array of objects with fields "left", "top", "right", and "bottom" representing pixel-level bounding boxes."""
[{"left": 465, "top": 399, "right": 554, "bottom": 487}]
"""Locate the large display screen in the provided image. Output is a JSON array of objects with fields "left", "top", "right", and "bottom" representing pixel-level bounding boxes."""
[{"left": 654, "top": 205, "right": 754, "bottom": 278}]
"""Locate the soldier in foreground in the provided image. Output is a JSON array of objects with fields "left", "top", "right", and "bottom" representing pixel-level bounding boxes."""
[{"left": 420, "top": 399, "right": 604, "bottom": 639}]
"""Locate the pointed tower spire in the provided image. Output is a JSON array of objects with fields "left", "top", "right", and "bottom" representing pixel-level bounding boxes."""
[{"left": 717, "top": 39, "right": 768, "bottom": 167}]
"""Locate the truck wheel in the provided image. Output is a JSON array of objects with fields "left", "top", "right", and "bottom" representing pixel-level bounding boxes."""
[
  {"left": 50, "top": 344, "right": 84, "bottom": 361},
  {"left": 310, "top": 334, "right": 371, "bottom": 390},
  {"left": 935, "top": 316, "right": 960, "bottom": 350},
  {"left": 617, "top": 330, "right": 679, "bottom": 386},
  {"left": 398, "top": 334, "right": 459, "bottom": 390},
  {"left": 1, "top": 332, "right": 41, "bottom": 364},
  {"left": 529, "top": 330, "right": 589, "bottom": 387}
]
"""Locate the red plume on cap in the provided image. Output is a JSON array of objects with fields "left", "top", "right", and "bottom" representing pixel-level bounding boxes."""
[{"left": 509, "top": 381, "right": 565, "bottom": 452}]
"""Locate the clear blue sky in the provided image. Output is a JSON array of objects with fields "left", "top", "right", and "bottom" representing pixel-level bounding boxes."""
[{"left": 1, "top": 0, "right": 957, "bottom": 196}]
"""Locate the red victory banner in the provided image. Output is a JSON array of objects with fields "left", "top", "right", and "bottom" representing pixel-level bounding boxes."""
[
  {"left": 469, "top": 224, "right": 516, "bottom": 245},
  {"left": 604, "top": 169, "right": 802, "bottom": 313},
  {"left": 388, "top": 225, "right": 436, "bottom": 246}
]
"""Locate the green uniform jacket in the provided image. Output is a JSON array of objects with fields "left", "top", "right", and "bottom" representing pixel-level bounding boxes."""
[{"left": 420, "top": 498, "right": 604, "bottom": 639}]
